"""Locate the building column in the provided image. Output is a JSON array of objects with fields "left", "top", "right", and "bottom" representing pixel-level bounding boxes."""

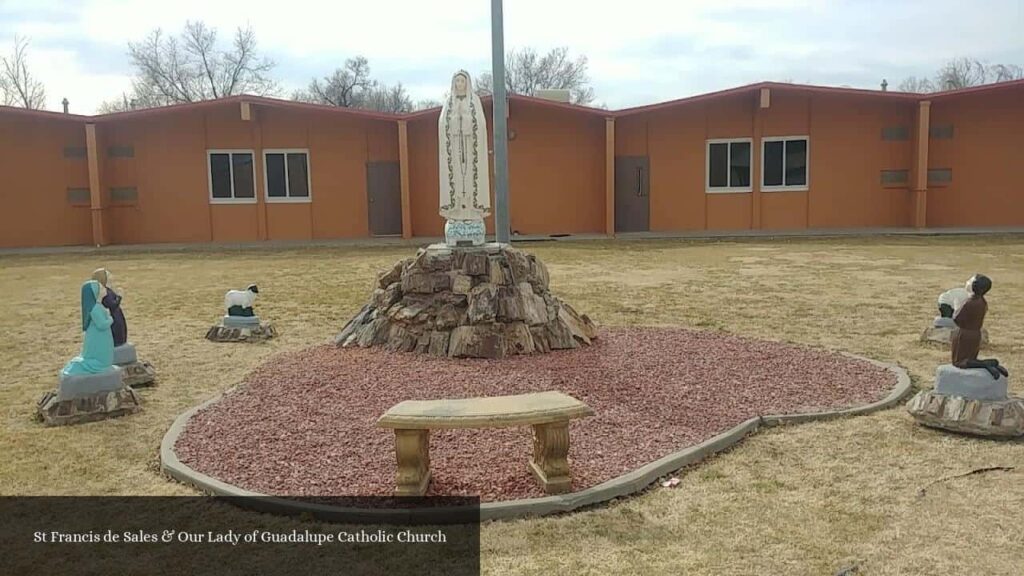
[
  {"left": 398, "top": 120, "right": 412, "bottom": 239},
  {"left": 913, "top": 101, "right": 931, "bottom": 228},
  {"left": 85, "top": 123, "right": 107, "bottom": 246},
  {"left": 752, "top": 88, "right": 770, "bottom": 229},
  {"left": 605, "top": 117, "right": 615, "bottom": 236},
  {"left": 243, "top": 103, "right": 268, "bottom": 241}
]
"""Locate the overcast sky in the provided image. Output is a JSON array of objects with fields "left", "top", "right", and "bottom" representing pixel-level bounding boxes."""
[{"left": 1, "top": 0, "right": 1022, "bottom": 114}]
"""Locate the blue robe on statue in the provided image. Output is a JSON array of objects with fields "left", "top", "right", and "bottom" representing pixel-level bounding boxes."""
[{"left": 62, "top": 281, "right": 116, "bottom": 376}]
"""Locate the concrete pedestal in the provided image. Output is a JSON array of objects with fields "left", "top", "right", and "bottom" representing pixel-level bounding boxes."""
[
  {"left": 222, "top": 315, "right": 262, "bottom": 328},
  {"left": 57, "top": 368, "right": 124, "bottom": 401},
  {"left": 113, "top": 343, "right": 138, "bottom": 365},
  {"left": 920, "top": 325, "right": 989, "bottom": 346},
  {"left": 444, "top": 219, "right": 486, "bottom": 247},
  {"left": 112, "top": 343, "right": 157, "bottom": 387},
  {"left": 934, "top": 364, "right": 1007, "bottom": 401}
]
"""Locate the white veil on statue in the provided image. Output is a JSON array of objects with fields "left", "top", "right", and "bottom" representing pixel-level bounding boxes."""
[{"left": 438, "top": 70, "right": 491, "bottom": 221}]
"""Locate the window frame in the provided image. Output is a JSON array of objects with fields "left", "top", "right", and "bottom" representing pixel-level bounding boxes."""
[
  {"left": 262, "top": 148, "right": 313, "bottom": 203},
  {"left": 880, "top": 169, "right": 910, "bottom": 188},
  {"left": 207, "top": 149, "right": 257, "bottom": 204},
  {"left": 761, "top": 136, "right": 810, "bottom": 192},
  {"left": 705, "top": 138, "right": 753, "bottom": 194},
  {"left": 66, "top": 188, "right": 91, "bottom": 206},
  {"left": 927, "top": 168, "right": 953, "bottom": 187}
]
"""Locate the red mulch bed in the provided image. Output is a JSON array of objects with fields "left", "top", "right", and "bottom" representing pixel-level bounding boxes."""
[{"left": 174, "top": 327, "right": 895, "bottom": 502}]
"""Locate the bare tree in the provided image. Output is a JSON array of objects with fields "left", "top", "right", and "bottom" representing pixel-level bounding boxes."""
[
  {"left": 988, "top": 63, "right": 1024, "bottom": 83},
  {"left": 296, "top": 56, "right": 417, "bottom": 113},
  {"left": 294, "top": 56, "right": 374, "bottom": 107},
  {"left": 476, "top": 47, "right": 596, "bottom": 105},
  {"left": 0, "top": 36, "right": 46, "bottom": 109},
  {"left": 0, "top": 70, "right": 11, "bottom": 107},
  {"left": 360, "top": 83, "right": 414, "bottom": 114},
  {"left": 98, "top": 92, "right": 141, "bottom": 114},
  {"left": 898, "top": 57, "right": 1022, "bottom": 93},
  {"left": 106, "top": 21, "right": 277, "bottom": 110},
  {"left": 898, "top": 76, "right": 936, "bottom": 93},
  {"left": 415, "top": 99, "right": 443, "bottom": 110},
  {"left": 934, "top": 57, "right": 989, "bottom": 90}
]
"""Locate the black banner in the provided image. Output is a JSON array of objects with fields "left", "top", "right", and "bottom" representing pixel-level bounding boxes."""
[{"left": 0, "top": 497, "right": 480, "bottom": 576}]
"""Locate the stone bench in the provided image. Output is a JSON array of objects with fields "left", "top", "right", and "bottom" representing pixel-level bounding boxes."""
[{"left": 377, "top": 391, "right": 595, "bottom": 496}]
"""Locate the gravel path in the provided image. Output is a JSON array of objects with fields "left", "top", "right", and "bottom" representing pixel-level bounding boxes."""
[{"left": 175, "top": 328, "right": 895, "bottom": 502}]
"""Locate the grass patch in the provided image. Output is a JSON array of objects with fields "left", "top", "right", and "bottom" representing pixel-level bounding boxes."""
[{"left": 1, "top": 236, "right": 1023, "bottom": 575}]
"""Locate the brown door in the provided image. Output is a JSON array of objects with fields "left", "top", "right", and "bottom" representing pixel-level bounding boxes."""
[
  {"left": 615, "top": 156, "right": 650, "bottom": 232},
  {"left": 366, "top": 161, "right": 402, "bottom": 236}
]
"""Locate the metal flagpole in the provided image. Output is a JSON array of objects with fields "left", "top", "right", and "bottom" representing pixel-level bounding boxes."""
[{"left": 490, "top": 0, "right": 511, "bottom": 244}]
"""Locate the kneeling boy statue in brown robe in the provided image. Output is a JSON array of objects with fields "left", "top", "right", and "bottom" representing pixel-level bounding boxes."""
[{"left": 952, "top": 274, "right": 1008, "bottom": 379}]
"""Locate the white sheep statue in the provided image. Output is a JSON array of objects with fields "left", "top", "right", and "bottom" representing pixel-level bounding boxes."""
[
  {"left": 225, "top": 284, "right": 259, "bottom": 317},
  {"left": 937, "top": 287, "right": 969, "bottom": 318}
]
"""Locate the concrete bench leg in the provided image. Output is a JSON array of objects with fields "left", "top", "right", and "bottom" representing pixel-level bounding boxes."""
[
  {"left": 530, "top": 420, "right": 572, "bottom": 494},
  {"left": 394, "top": 429, "right": 431, "bottom": 496}
]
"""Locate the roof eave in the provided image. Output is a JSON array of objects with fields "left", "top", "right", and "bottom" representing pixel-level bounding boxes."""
[
  {"left": 92, "top": 94, "right": 404, "bottom": 123},
  {"left": 0, "top": 105, "right": 92, "bottom": 122},
  {"left": 926, "top": 78, "right": 1024, "bottom": 101}
]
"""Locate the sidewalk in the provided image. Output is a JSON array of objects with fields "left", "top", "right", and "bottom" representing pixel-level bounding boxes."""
[{"left": 2, "top": 227, "right": 1023, "bottom": 256}]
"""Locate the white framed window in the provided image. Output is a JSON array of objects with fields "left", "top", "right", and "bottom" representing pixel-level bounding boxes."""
[
  {"left": 263, "top": 149, "right": 312, "bottom": 203},
  {"left": 761, "top": 136, "right": 809, "bottom": 191},
  {"left": 706, "top": 138, "right": 752, "bottom": 193},
  {"left": 208, "top": 150, "right": 257, "bottom": 203}
]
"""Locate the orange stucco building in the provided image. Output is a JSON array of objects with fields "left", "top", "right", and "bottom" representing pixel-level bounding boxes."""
[{"left": 1, "top": 80, "right": 1022, "bottom": 248}]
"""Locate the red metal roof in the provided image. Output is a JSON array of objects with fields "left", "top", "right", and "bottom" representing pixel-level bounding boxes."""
[
  {"left": 4, "top": 77, "right": 1022, "bottom": 124},
  {"left": 0, "top": 105, "right": 91, "bottom": 122},
  {"left": 505, "top": 93, "right": 610, "bottom": 116},
  {"left": 613, "top": 81, "right": 922, "bottom": 117},
  {"left": 401, "top": 93, "right": 608, "bottom": 120},
  {"left": 613, "top": 79, "right": 1024, "bottom": 117},
  {"left": 925, "top": 77, "right": 1024, "bottom": 101},
  {"left": 89, "top": 94, "right": 401, "bottom": 122}
]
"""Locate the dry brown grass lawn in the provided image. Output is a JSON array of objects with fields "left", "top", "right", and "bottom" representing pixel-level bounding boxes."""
[{"left": 1, "top": 236, "right": 1023, "bottom": 575}]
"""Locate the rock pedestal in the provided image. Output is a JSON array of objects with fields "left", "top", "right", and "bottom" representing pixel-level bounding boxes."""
[
  {"left": 37, "top": 368, "right": 142, "bottom": 426},
  {"left": 906, "top": 365, "right": 1024, "bottom": 437},
  {"left": 206, "top": 316, "right": 276, "bottom": 343},
  {"left": 113, "top": 343, "right": 157, "bottom": 387},
  {"left": 336, "top": 243, "right": 597, "bottom": 358}
]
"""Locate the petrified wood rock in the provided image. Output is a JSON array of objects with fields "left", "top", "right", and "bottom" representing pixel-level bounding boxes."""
[
  {"left": 335, "top": 243, "right": 596, "bottom": 359},
  {"left": 206, "top": 318, "right": 277, "bottom": 343},
  {"left": 906, "top": 389, "right": 1024, "bottom": 437},
  {"left": 37, "top": 387, "right": 141, "bottom": 427}
]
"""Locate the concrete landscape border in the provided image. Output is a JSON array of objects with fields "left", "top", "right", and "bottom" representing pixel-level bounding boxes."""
[{"left": 160, "top": 353, "right": 912, "bottom": 524}]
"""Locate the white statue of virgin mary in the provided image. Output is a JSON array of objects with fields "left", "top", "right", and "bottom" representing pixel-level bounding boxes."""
[{"left": 438, "top": 70, "right": 490, "bottom": 246}]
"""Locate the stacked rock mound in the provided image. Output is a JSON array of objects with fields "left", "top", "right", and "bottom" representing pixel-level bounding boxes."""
[{"left": 335, "top": 243, "right": 597, "bottom": 358}]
